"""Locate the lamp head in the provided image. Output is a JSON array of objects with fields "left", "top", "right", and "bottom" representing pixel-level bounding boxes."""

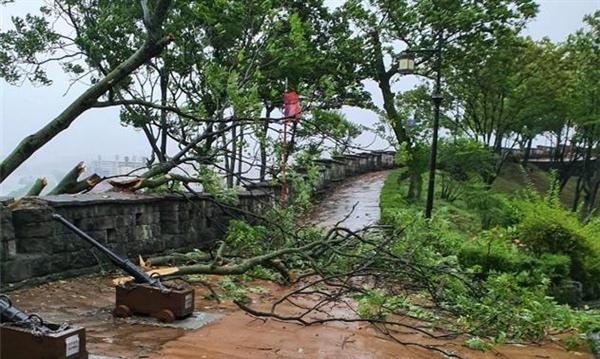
[{"left": 398, "top": 52, "right": 416, "bottom": 75}]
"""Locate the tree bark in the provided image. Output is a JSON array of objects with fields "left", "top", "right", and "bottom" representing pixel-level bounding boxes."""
[
  {"left": 260, "top": 106, "right": 273, "bottom": 181},
  {"left": 522, "top": 137, "right": 532, "bottom": 166},
  {"left": 48, "top": 162, "right": 102, "bottom": 195},
  {"left": 572, "top": 176, "right": 583, "bottom": 212},
  {"left": 25, "top": 177, "right": 48, "bottom": 196},
  {"left": 0, "top": 0, "right": 174, "bottom": 183},
  {"left": 370, "top": 31, "right": 421, "bottom": 200}
]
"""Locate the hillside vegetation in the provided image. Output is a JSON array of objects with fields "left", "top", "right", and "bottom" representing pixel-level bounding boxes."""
[{"left": 379, "top": 166, "right": 600, "bottom": 351}]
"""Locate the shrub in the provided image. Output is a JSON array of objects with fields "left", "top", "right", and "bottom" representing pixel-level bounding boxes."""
[
  {"left": 518, "top": 201, "right": 600, "bottom": 299},
  {"left": 465, "top": 188, "right": 520, "bottom": 229},
  {"left": 457, "top": 227, "right": 573, "bottom": 287}
]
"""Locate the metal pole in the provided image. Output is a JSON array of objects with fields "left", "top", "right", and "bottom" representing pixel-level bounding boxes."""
[{"left": 424, "top": 30, "right": 443, "bottom": 220}]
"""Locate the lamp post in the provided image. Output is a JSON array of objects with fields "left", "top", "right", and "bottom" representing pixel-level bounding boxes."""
[{"left": 398, "top": 31, "right": 443, "bottom": 220}]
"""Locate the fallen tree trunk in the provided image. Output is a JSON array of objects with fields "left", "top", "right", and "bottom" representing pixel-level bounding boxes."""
[
  {"left": 48, "top": 162, "right": 102, "bottom": 195},
  {"left": 108, "top": 173, "right": 202, "bottom": 192},
  {"left": 108, "top": 175, "right": 173, "bottom": 191},
  {"left": 25, "top": 177, "right": 48, "bottom": 196},
  {"left": 159, "top": 227, "right": 349, "bottom": 279},
  {"left": 0, "top": 0, "right": 174, "bottom": 184}
]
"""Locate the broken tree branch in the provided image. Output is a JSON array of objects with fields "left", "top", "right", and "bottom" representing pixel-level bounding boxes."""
[
  {"left": 25, "top": 177, "right": 48, "bottom": 196},
  {"left": 0, "top": 0, "right": 174, "bottom": 184},
  {"left": 47, "top": 162, "right": 102, "bottom": 195}
]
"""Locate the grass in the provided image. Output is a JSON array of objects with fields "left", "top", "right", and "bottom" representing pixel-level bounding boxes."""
[{"left": 492, "top": 161, "right": 587, "bottom": 210}]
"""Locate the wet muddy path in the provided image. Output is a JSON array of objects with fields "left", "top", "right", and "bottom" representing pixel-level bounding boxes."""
[
  {"left": 4, "top": 171, "right": 594, "bottom": 358},
  {"left": 303, "top": 170, "right": 388, "bottom": 231}
]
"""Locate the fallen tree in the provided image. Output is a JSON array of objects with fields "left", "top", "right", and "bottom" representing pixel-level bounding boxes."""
[
  {"left": 48, "top": 162, "right": 102, "bottom": 195},
  {"left": 141, "top": 199, "right": 599, "bottom": 358},
  {"left": 0, "top": 0, "right": 174, "bottom": 183}
]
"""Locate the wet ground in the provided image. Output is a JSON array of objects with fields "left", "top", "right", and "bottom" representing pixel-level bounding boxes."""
[
  {"left": 303, "top": 170, "right": 388, "bottom": 231},
  {"left": 3, "top": 171, "right": 595, "bottom": 358}
]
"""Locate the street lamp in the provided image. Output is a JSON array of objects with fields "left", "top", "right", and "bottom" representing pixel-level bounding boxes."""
[{"left": 397, "top": 31, "right": 443, "bottom": 220}]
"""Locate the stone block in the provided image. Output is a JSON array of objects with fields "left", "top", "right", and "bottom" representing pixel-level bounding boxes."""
[
  {"left": 12, "top": 206, "right": 53, "bottom": 238},
  {"left": 135, "top": 225, "right": 154, "bottom": 241},
  {"left": 134, "top": 211, "right": 153, "bottom": 225},
  {"left": 12, "top": 206, "right": 52, "bottom": 224},
  {"left": 1, "top": 258, "right": 33, "bottom": 283},
  {"left": 87, "top": 215, "right": 117, "bottom": 230},
  {"left": 162, "top": 219, "right": 182, "bottom": 235},
  {"left": 53, "top": 229, "right": 106, "bottom": 253},
  {"left": 0, "top": 206, "right": 15, "bottom": 242},
  {"left": 1, "top": 240, "right": 17, "bottom": 260},
  {"left": 160, "top": 210, "right": 179, "bottom": 222},
  {"left": 14, "top": 221, "right": 53, "bottom": 238},
  {"left": 111, "top": 227, "right": 134, "bottom": 244},
  {"left": 106, "top": 242, "right": 128, "bottom": 258},
  {"left": 16, "top": 236, "right": 53, "bottom": 254},
  {"left": 159, "top": 202, "right": 179, "bottom": 213},
  {"left": 68, "top": 249, "right": 101, "bottom": 269},
  {"left": 1, "top": 254, "right": 48, "bottom": 283},
  {"left": 134, "top": 238, "right": 166, "bottom": 255},
  {"left": 49, "top": 252, "right": 71, "bottom": 272},
  {"left": 115, "top": 214, "right": 135, "bottom": 227},
  {"left": 161, "top": 234, "right": 184, "bottom": 250}
]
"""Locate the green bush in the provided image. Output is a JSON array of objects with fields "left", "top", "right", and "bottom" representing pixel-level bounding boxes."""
[
  {"left": 465, "top": 189, "right": 520, "bottom": 229},
  {"left": 518, "top": 201, "right": 600, "bottom": 299},
  {"left": 457, "top": 227, "right": 572, "bottom": 286}
]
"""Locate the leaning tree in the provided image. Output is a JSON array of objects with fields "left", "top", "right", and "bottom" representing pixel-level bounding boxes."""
[{"left": 334, "top": 0, "right": 538, "bottom": 200}]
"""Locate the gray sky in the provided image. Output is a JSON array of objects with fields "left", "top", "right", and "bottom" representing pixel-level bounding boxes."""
[{"left": 1, "top": 0, "right": 599, "bottom": 194}]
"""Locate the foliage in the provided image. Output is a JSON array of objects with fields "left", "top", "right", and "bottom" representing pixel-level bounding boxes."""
[
  {"left": 517, "top": 199, "right": 600, "bottom": 299},
  {"left": 216, "top": 276, "right": 249, "bottom": 302},
  {"left": 465, "top": 188, "right": 520, "bottom": 229},
  {"left": 437, "top": 138, "right": 498, "bottom": 201},
  {"left": 379, "top": 169, "right": 600, "bottom": 346},
  {"left": 0, "top": 0, "right": 370, "bottom": 190},
  {"left": 457, "top": 228, "right": 572, "bottom": 285}
]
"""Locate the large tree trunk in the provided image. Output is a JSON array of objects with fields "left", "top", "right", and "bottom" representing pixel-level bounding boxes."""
[
  {"left": 0, "top": 0, "right": 174, "bottom": 183},
  {"left": 581, "top": 160, "right": 600, "bottom": 221},
  {"left": 48, "top": 162, "right": 102, "bottom": 195},
  {"left": 260, "top": 106, "right": 273, "bottom": 181},
  {"left": 572, "top": 176, "right": 583, "bottom": 212},
  {"left": 159, "top": 65, "right": 169, "bottom": 162},
  {"left": 26, "top": 178, "right": 48, "bottom": 196},
  {"left": 370, "top": 31, "right": 420, "bottom": 200},
  {"left": 236, "top": 124, "right": 244, "bottom": 186},
  {"left": 522, "top": 137, "right": 533, "bottom": 166}
]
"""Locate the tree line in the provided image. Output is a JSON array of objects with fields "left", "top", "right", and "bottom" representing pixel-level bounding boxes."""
[{"left": 0, "top": 0, "right": 598, "bottom": 217}]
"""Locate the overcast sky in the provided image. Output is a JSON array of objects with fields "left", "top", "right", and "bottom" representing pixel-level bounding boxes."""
[{"left": 1, "top": 0, "right": 599, "bottom": 194}]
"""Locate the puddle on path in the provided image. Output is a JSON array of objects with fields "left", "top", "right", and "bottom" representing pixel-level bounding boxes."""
[{"left": 304, "top": 170, "right": 389, "bottom": 231}]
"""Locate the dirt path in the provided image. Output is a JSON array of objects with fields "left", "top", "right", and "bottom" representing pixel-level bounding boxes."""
[
  {"left": 3, "top": 171, "right": 595, "bottom": 358},
  {"left": 301, "top": 170, "right": 388, "bottom": 231}
]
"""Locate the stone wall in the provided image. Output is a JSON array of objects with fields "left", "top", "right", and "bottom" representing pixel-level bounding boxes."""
[{"left": 0, "top": 151, "right": 396, "bottom": 289}]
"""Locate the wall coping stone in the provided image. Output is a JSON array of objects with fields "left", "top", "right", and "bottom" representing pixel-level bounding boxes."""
[
  {"left": 36, "top": 193, "right": 162, "bottom": 207},
  {"left": 0, "top": 196, "right": 15, "bottom": 205},
  {"left": 314, "top": 158, "right": 345, "bottom": 165}
]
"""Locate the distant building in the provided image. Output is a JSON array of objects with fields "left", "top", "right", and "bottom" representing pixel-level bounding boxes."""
[{"left": 89, "top": 155, "right": 148, "bottom": 177}]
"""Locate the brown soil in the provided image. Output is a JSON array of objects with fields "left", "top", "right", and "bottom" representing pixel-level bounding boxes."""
[{"left": 4, "top": 275, "right": 593, "bottom": 359}]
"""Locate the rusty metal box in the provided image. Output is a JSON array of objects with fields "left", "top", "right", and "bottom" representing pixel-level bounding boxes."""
[
  {"left": 0, "top": 323, "right": 87, "bottom": 359},
  {"left": 113, "top": 281, "right": 195, "bottom": 322}
]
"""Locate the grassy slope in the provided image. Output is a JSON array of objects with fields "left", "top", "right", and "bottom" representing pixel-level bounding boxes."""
[{"left": 492, "top": 161, "right": 584, "bottom": 209}]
